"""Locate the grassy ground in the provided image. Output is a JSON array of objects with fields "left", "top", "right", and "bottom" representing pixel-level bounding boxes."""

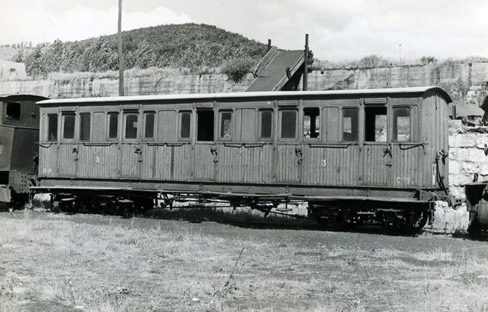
[{"left": 1, "top": 209, "right": 488, "bottom": 312}]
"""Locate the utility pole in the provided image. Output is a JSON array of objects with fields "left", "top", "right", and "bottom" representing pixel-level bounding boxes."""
[
  {"left": 303, "top": 33, "right": 309, "bottom": 91},
  {"left": 118, "top": 0, "right": 124, "bottom": 96}
]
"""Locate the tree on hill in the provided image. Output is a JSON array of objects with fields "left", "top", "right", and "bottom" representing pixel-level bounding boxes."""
[{"left": 12, "top": 23, "right": 268, "bottom": 77}]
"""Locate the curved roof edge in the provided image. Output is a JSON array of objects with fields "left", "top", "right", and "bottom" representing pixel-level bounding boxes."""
[
  {"left": 0, "top": 94, "right": 48, "bottom": 101},
  {"left": 37, "top": 86, "right": 452, "bottom": 105}
]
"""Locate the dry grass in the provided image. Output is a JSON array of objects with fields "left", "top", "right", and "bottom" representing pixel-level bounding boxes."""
[{"left": 1, "top": 210, "right": 488, "bottom": 312}]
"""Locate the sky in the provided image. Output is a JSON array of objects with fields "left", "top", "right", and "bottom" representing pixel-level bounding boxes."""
[{"left": 1, "top": 0, "right": 487, "bottom": 62}]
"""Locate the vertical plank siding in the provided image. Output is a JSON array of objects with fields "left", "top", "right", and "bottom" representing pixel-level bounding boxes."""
[
  {"left": 360, "top": 145, "right": 389, "bottom": 186},
  {"left": 57, "top": 144, "right": 77, "bottom": 177},
  {"left": 217, "top": 144, "right": 273, "bottom": 183},
  {"left": 275, "top": 145, "right": 300, "bottom": 183},
  {"left": 193, "top": 144, "right": 215, "bottom": 181},
  {"left": 120, "top": 144, "right": 140, "bottom": 178},
  {"left": 172, "top": 145, "right": 193, "bottom": 181},
  {"left": 77, "top": 145, "right": 119, "bottom": 179},
  {"left": 153, "top": 146, "right": 173, "bottom": 181},
  {"left": 39, "top": 145, "right": 58, "bottom": 178},
  {"left": 302, "top": 146, "right": 359, "bottom": 186}
]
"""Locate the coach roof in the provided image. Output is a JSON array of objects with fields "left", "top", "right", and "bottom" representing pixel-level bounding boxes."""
[{"left": 37, "top": 86, "right": 452, "bottom": 106}]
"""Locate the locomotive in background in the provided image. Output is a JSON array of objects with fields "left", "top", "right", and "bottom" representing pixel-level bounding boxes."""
[{"left": 0, "top": 94, "right": 46, "bottom": 205}]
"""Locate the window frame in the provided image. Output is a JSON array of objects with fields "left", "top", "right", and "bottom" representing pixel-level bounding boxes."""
[
  {"left": 143, "top": 111, "right": 156, "bottom": 141},
  {"left": 364, "top": 105, "right": 388, "bottom": 143},
  {"left": 61, "top": 112, "right": 76, "bottom": 141},
  {"left": 303, "top": 107, "right": 321, "bottom": 141},
  {"left": 392, "top": 106, "right": 411, "bottom": 143},
  {"left": 47, "top": 113, "right": 58, "bottom": 142},
  {"left": 279, "top": 109, "right": 298, "bottom": 141},
  {"left": 218, "top": 110, "right": 233, "bottom": 141},
  {"left": 107, "top": 111, "right": 119, "bottom": 141},
  {"left": 196, "top": 109, "right": 215, "bottom": 142},
  {"left": 341, "top": 107, "right": 359, "bottom": 143},
  {"left": 258, "top": 109, "right": 274, "bottom": 141},
  {"left": 178, "top": 110, "right": 192, "bottom": 141},
  {"left": 79, "top": 112, "right": 91, "bottom": 142},
  {"left": 124, "top": 111, "right": 139, "bottom": 141}
]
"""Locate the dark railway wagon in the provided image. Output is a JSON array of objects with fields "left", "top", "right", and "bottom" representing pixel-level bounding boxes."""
[
  {"left": 32, "top": 87, "right": 451, "bottom": 230},
  {"left": 0, "top": 94, "right": 45, "bottom": 204}
]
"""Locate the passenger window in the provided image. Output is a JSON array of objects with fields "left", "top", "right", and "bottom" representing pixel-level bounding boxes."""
[
  {"left": 259, "top": 110, "right": 273, "bottom": 139},
  {"left": 342, "top": 108, "right": 358, "bottom": 142},
  {"left": 219, "top": 111, "right": 232, "bottom": 140},
  {"left": 47, "top": 114, "right": 58, "bottom": 141},
  {"left": 365, "top": 106, "right": 387, "bottom": 142},
  {"left": 303, "top": 107, "right": 320, "bottom": 139},
  {"left": 393, "top": 107, "right": 410, "bottom": 142},
  {"left": 144, "top": 112, "right": 155, "bottom": 139},
  {"left": 125, "top": 113, "right": 138, "bottom": 139},
  {"left": 179, "top": 111, "right": 191, "bottom": 139},
  {"left": 79, "top": 113, "right": 91, "bottom": 141},
  {"left": 108, "top": 112, "right": 119, "bottom": 139},
  {"left": 197, "top": 110, "right": 214, "bottom": 142},
  {"left": 62, "top": 113, "right": 75, "bottom": 139},
  {"left": 280, "top": 110, "right": 297, "bottom": 139},
  {"left": 6, "top": 102, "right": 20, "bottom": 119}
]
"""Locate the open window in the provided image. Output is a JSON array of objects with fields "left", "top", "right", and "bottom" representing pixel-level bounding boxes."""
[
  {"left": 179, "top": 111, "right": 192, "bottom": 140},
  {"left": 6, "top": 102, "right": 20, "bottom": 119},
  {"left": 197, "top": 110, "right": 214, "bottom": 142},
  {"left": 144, "top": 111, "right": 155, "bottom": 139},
  {"left": 62, "top": 113, "right": 75, "bottom": 139},
  {"left": 219, "top": 111, "right": 232, "bottom": 140},
  {"left": 342, "top": 108, "right": 358, "bottom": 142},
  {"left": 280, "top": 109, "right": 297, "bottom": 139},
  {"left": 108, "top": 112, "right": 119, "bottom": 139},
  {"left": 365, "top": 106, "right": 387, "bottom": 142},
  {"left": 47, "top": 114, "right": 58, "bottom": 142},
  {"left": 79, "top": 113, "right": 91, "bottom": 141},
  {"left": 124, "top": 112, "right": 138, "bottom": 139},
  {"left": 303, "top": 107, "right": 320, "bottom": 139},
  {"left": 259, "top": 109, "right": 273, "bottom": 140},
  {"left": 392, "top": 107, "right": 410, "bottom": 142}
]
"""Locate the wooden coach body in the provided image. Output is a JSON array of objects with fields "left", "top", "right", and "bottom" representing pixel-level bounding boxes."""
[{"left": 34, "top": 87, "right": 451, "bottom": 222}]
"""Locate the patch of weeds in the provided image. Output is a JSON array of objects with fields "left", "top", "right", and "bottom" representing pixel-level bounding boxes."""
[{"left": 413, "top": 247, "right": 453, "bottom": 262}]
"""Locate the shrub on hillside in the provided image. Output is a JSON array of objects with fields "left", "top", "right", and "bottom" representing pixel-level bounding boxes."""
[{"left": 222, "top": 57, "right": 254, "bottom": 83}]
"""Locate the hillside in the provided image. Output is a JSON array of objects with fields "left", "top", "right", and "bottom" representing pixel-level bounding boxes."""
[{"left": 9, "top": 23, "right": 269, "bottom": 77}]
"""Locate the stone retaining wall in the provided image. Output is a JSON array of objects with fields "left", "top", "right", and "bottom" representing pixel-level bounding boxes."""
[{"left": 448, "top": 121, "right": 488, "bottom": 199}]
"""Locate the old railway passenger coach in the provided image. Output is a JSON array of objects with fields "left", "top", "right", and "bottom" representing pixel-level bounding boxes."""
[{"left": 33, "top": 87, "right": 451, "bottom": 231}]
